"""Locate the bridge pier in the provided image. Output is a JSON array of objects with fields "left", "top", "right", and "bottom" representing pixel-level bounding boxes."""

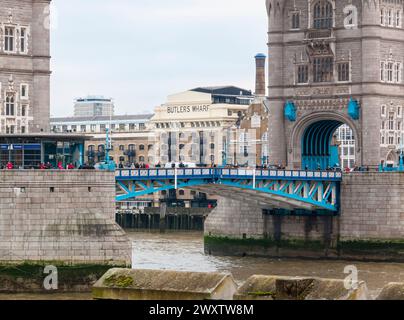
[
  {"left": 205, "top": 198, "right": 339, "bottom": 258},
  {"left": 205, "top": 172, "right": 404, "bottom": 261}
]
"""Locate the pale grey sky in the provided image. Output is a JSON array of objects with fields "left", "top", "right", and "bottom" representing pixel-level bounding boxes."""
[{"left": 50, "top": 0, "right": 268, "bottom": 117}]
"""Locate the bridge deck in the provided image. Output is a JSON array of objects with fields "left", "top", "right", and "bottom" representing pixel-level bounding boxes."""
[{"left": 115, "top": 169, "right": 342, "bottom": 212}]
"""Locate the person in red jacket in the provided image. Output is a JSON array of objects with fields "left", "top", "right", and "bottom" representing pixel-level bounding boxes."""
[
  {"left": 57, "top": 161, "right": 64, "bottom": 170},
  {"left": 67, "top": 163, "right": 75, "bottom": 170},
  {"left": 6, "top": 162, "right": 13, "bottom": 170}
]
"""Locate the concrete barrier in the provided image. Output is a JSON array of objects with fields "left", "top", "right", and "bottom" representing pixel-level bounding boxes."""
[
  {"left": 234, "top": 275, "right": 368, "bottom": 300},
  {"left": 92, "top": 268, "right": 238, "bottom": 300},
  {"left": 376, "top": 283, "right": 404, "bottom": 300}
]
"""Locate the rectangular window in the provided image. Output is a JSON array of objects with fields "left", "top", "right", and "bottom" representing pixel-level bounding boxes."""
[
  {"left": 381, "top": 61, "right": 385, "bottom": 81},
  {"left": 387, "top": 62, "right": 394, "bottom": 82},
  {"left": 90, "top": 124, "right": 96, "bottom": 132},
  {"left": 337, "top": 62, "right": 350, "bottom": 82},
  {"left": 396, "top": 10, "right": 402, "bottom": 27},
  {"left": 313, "top": 57, "right": 334, "bottom": 83},
  {"left": 20, "top": 84, "right": 28, "bottom": 99},
  {"left": 292, "top": 12, "right": 300, "bottom": 29},
  {"left": 297, "top": 65, "right": 309, "bottom": 83},
  {"left": 21, "top": 105, "right": 27, "bottom": 117},
  {"left": 80, "top": 125, "right": 86, "bottom": 132},
  {"left": 395, "top": 62, "right": 402, "bottom": 83},
  {"left": 20, "top": 27, "right": 27, "bottom": 53},
  {"left": 21, "top": 126, "right": 26, "bottom": 134},
  {"left": 119, "top": 124, "right": 125, "bottom": 131},
  {"left": 388, "top": 9, "right": 393, "bottom": 26},
  {"left": 4, "top": 27, "right": 15, "bottom": 52},
  {"left": 381, "top": 9, "right": 385, "bottom": 25}
]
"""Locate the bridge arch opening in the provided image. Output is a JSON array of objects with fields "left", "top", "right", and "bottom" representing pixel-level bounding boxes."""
[{"left": 291, "top": 113, "right": 359, "bottom": 171}]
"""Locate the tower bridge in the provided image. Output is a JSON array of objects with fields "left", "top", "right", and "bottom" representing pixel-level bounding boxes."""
[{"left": 115, "top": 168, "right": 342, "bottom": 212}]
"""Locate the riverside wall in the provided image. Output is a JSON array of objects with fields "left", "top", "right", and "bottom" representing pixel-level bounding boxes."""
[
  {"left": 205, "top": 173, "right": 404, "bottom": 261},
  {"left": 0, "top": 170, "right": 131, "bottom": 266}
]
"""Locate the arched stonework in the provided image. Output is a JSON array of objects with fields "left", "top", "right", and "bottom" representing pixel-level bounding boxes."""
[
  {"left": 386, "top": 149, "right": 398, "bottom": 165},
  {"left": 288, "top": 111, "right": 361, "bottom": 169}
]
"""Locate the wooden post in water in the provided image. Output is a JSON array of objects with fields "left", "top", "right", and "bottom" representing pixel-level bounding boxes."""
[{"left": 160, "top": 202, "right": 167, "bottom": 233}]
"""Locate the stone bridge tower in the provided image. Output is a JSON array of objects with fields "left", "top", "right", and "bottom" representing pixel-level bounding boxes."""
[
  {"left": 0, "top": 0, "right": 51, "bottom": 133},
  {"left": 266, "top": 0, "right": 404, "bottom": 169}
]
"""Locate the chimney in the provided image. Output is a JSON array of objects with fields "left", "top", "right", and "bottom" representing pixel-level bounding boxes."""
[{"left": 254, "top": 53, "right": 266, "bottom": 96}]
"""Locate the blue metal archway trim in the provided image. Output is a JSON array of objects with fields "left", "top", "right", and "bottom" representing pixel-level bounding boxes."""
[{"left": 302, "top": 120, "right": 343, "bottom": 170}]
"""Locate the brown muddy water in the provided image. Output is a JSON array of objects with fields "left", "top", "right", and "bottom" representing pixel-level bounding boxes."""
[{"left": 2, "top": 231, "right": 404, "bottom": 300}]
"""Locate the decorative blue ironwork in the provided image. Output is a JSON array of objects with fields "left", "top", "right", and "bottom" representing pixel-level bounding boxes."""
[
  {"left": 284, "top": 101, "right": 297, "bottom": 122},
  {"left": 348, "top": 98, "right": 360, "bottom": 120},
  {"left": 98, "top": 128, "right": 116, "bottom": 171},
  {"left": 115, "top": 168, "right": 342, "bottom": 212}
]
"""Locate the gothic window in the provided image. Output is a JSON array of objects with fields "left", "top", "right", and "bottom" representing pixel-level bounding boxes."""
[
  {"left": 4, "top": 27, "right": 15, "bottom": 52},
  {"left": 297, "top": 65, "right": 309, "bottom": 83},
  {"left": 292, "top": 12, "right": 300, "bottom": 29},
  {"left": 337, "top": 62, "right": 350, "bottom": 82},
  {"left": 5, "top": 94, "right": 15, "bottom": 116},
  {"left": 313, "top": 1, "right": 333, "bottom": 29},
  {"left": 388, "top": 112, "right": 394, "bottom": 130},
  {"left": 313, "top": 57, "right": 333, "bottom": 82}
]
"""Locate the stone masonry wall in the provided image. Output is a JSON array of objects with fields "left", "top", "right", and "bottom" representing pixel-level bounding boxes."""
[
  {"left": 206, "top": 173, "right": 404, "bottom": 244},
  {"left": 205, "top": 197, "right": 264, "bottom": 238},
  {"left": 340, "top": 172, "right": 404, "bottom": 241},
  {"left": 0, "top": 170, "right": 131, "bottom": 266}
]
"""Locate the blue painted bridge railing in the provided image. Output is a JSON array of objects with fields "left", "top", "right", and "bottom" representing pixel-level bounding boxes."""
[{"left": 115, "top": 168, "right": 342, "bottom": 212}]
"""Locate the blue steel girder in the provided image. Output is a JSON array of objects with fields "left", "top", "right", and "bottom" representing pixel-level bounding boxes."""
[
  {"left": 116, "top": 179, "right": 207, "bottom": 202},
  {"left": 115, "top": 168, "right": 341, "bottom": 212}
]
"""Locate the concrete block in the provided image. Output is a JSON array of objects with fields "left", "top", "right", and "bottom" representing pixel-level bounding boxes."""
[
  {"left": 92, "top": 269, "right": 238, "bottom": 300},
  {"left": 234, "top": 275, "right": 368, "bottom": 300}
]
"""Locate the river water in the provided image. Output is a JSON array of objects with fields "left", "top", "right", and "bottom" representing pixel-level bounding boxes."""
[{"left": 2, "top": 231, "right": 404, "bottom": 300}]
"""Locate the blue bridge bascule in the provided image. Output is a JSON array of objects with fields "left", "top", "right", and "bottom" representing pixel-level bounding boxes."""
[{"left": 115, "top": 168, "right": 342, "bottom": 212}]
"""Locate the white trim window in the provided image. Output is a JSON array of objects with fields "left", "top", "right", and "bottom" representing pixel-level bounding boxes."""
[
  {"left": 21, "top": 104, "right": 28, "bottom": 117},
  {"left": 388, "top": 9, "right": 393, "bottom": 26},
  {"left": 395, "top": 62, "right": 402, "bottom": 83},
  {"left": 387, "top": 62, "right": 394, "bottom": 82},
  {"left": 291, "top": 11, "right": 300, "bottom": 30},
  {"left": 4, "top": 26, "right": 15, "bottom": 52},
  {"left": 5, "top": 93, "right": 16, "bottom": 116},
  {"left": 19, "top": 27, "right": 28, "bottom": 54},
  {"left": 396, "top": 10, "right": 402, "bottom": 28},
  {"left": 20, "top": 84, "right": 29, "bottom": 100},
  {"left": 381, "top": 61, "right": 385, "bottom": 81},
  {"left": 381, "top": 8, "right": 385, "bottom": 25}
]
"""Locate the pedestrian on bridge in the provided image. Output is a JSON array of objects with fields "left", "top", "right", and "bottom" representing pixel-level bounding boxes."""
[{"left": 6, "top": 162, "right": 13, "bottom": 170}]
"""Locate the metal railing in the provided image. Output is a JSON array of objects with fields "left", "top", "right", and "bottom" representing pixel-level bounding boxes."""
[{"left": 115, "top": 168, "right": 342, "bottom": 181}]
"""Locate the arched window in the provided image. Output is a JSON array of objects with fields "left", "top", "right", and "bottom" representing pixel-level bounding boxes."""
[
  {"left": 5, "top": 94, "right": 15, "bottom": 116},
  {"left": 313, "top": 1, "right": 333, "bottom": 29}
]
